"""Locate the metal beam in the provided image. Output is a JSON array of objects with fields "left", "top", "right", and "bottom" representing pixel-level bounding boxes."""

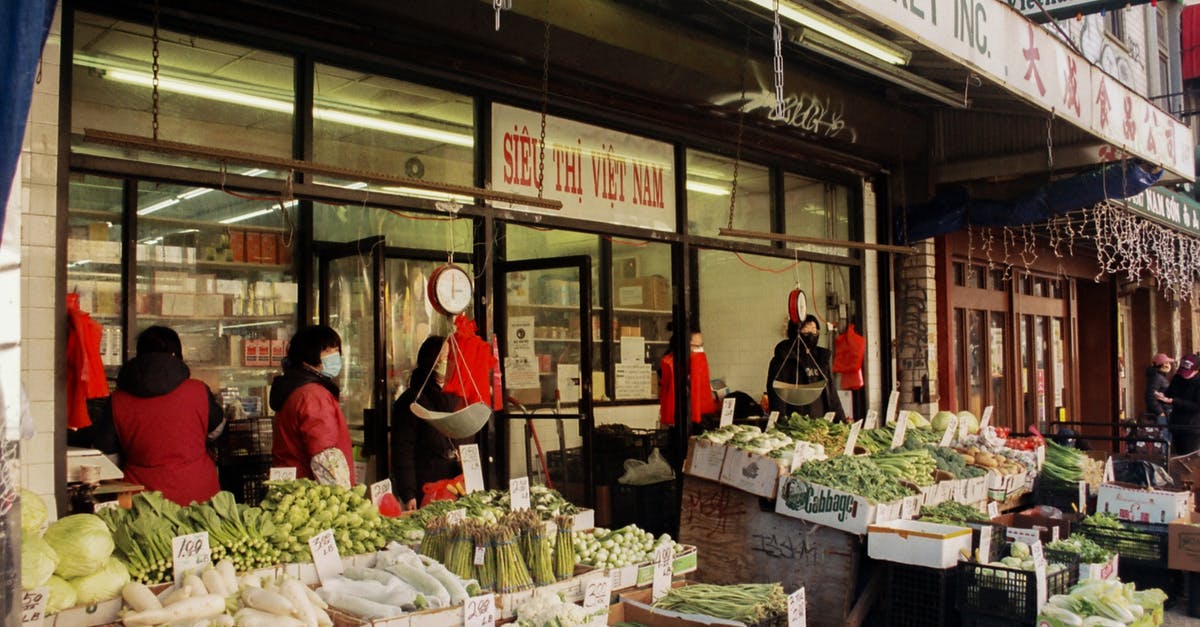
[{"left": 934, "top": 143, "right": 1112, "bottom": 184}]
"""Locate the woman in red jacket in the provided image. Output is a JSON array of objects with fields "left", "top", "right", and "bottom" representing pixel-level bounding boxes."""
[
  {"left": 270, "top": 325, "right": 354, "bottom": 487},
  {"left": 111, "top": 326, "right": 224, "bottom": 506}
]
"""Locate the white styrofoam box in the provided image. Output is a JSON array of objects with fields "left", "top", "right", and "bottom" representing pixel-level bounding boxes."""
[
  {"left": 867, "top": 519, "right": 973, "bottom": 569},
  {"left": 1080, "top": 554, "right": 1119, "bottom": 581},
  {"left": 718, "top": 448, "right": 785, "bottom": 498},
  {"left": 1097, "top": 482, "right": 1194, "bottom": 524}
]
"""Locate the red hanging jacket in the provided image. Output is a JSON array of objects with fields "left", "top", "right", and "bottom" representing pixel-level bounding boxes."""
[
  {"left": 66, "top": 293, "right": 109, "bottom": 429},
  {"left": 659, "top": 350, "right": 717, "bottom": 426}
]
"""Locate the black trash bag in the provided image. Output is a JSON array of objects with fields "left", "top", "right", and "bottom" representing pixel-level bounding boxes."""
[{"left": 1113, "top": 458, "right": 1175, "bottom": 488}]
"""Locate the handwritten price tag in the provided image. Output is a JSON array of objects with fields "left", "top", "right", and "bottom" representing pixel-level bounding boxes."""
[
  {"left": 94, "top": 499, "right": 122, "bottom": 512},
  {"left": 864, "top": 409, "right": 879, "bottom": 430},
  {"left": 884, "top": 390, "right": 899, "bottom": 430},
  {"left": 22, "top": 587, "right": 48, "bottom": 626},
  {"left": 977, "top": 525, "right": 993, "bottom": 563},
  {"left": 582, "top": 571, "right": 612, "bottom": 614},
  {"left": 843, "top": 420, "right": 863, "bottom": 457},
  {"left": 890, "top": 411, "right": 908, "bottom": 449},
  {"left": 980, "top": 406, "right": 993, "bottom": 431},
  {"left": 474, "top": 546, "right": 486, "bottom": 566},
  {"left": 460, "top": 444, "right": 485, "bottom": 493},
  {"left": 719, "top": 397, "right": 736, "bottom": 427},
  {"left": 464, "top": 593, "right": 496, "bottom": 627},
  {"left": 370, "top": 479, "right": 393, "bottom": 507},
  {"left": 821, "top": 412, "right": 835, "bottom": 423},
  {"left": 509, "top": 476, "right": 531, "bottom": 511},
  {"left": 787, "top": 587, "right": 806, "bottom": 627},
  {"left": 766, "top": 411, "right": 780, "bottom": 431},
  {"left": 939, "top": 415, "right": 958, "bottom": 447},
  {"left": 987, "top": 501, "right": 999, "bottom": 519},
  {"left": 172, "top": 531, "right": 211, "bottom": 584},
  {"left": 269, "top": 467, "right": 297, "bottom": 481},
  {"left": 651, "top": 545, "right": 674, "bottom": 602},
  {"left": 1035, "top": 445, "right": 1045, "bottom": 469},
  {"left": 1030, "top": 540, "right": 1046, "bottom": 567},
  {"left": 447, "top": 508, "right": 467, "bottom": 525},
  {"left": 308, "top": 529, "right": 344, "bottom": 583},
  {"left": 1103, "top": 456, "right": 1115, "bottom": 482}
]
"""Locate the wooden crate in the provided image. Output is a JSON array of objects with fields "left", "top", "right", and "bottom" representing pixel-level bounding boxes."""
[{"left": 677, "top": 476, "right": 865, "bottom": 627}]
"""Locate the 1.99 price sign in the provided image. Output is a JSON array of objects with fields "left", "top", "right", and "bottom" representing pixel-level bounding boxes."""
[
  {"left": 464, "top": 593, "right": 496, "bottom": 627},
  {"left": 172, "top": 531, "right": 211, "bottom": 584}
]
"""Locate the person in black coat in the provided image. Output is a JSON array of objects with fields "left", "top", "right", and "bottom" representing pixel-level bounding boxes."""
[
  {"left": 1158, "top": 353, "right": 1200, "bottom": 455},
  {"left": 391, "top": 335, "right": 462, "bottom": 511},
  {"left": 1144, "top": 353, "right": 1174, "bottom": 424},
  {"left": 766, "top": 315, "right": 845, "bottom": 422}
]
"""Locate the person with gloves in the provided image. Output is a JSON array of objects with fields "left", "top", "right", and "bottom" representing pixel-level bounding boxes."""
[
  {"left": 766, "top": 314, "right": 845, "bottom": 422},
  {"left": 391, "top": 335, "right": 463, "bottom": 511},
  {"left": 270, "top": 325, "right": 355, "bottom": 487},
  {"left": 109, "top": 326, "right": 224, "bottom": 506}
]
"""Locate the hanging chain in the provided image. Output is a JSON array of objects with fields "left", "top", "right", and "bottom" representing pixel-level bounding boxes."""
[
  {"left": 1045, "top": 110, "right": 1054, "bottom": 172},
  {"left": 726, "top": 32, "right": 750, "bottom": 231},
  {"left": 151, "top": 0, "right": 161, "bottom": 141},
  {"left": 537, "top": 0, "right": 551, "bottom": 199},
  {"left": 771, "top": 0, "right": 785, "bottom": 119}
]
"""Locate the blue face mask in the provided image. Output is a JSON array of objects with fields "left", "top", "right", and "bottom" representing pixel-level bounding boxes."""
[{"left": 320, "top": 352, "right": 343, "bottom": 378}]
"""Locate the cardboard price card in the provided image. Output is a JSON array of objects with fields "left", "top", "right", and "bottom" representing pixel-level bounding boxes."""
[
  {"left": 980, "top": 406, "right": 993, "bottom": 430},
  {"left": 766, "top": 411, "right": 780, "bottom": 431},
  {"left": 890, "top": 411, "right": 908, "bottom": 449},
  {"left": 719, "top": 397, "right": 736, "bottom": 427},
  {"left": 370, "top": 479, "right": 393, "bottom": 507},
  {"left": 843, "top": 420, "right": 863, "bottom": 457},
  {"left": 977, "top": 525, "right": 993, "bottom": 564},
  {"left": 269, "top": 467, "right": 297, "bottom": 481},
  {"left": 884, "top": 390, "right": 899, "bottom": 430},
  {"left": 464, "top": 593, "right": 496, "bottom": 627},
  {"left": 864, "top": 409, "right": 879, "bottom": 430},
  {"left": 651, "top": 545, "right": 674, "bottom": 602},
  {"left": 22, "top": 587, "right": 48, "bottom": 626},
  {"left": 582, "top": 570, "right": 612, "bottom": 615},
  {"left": 460, "top": 444, "right": 485, "bottom": 493},
  {"left": 172, "top": 531, "right": 211, "bottom": 584},
  {"left": 787, "top": 587, "right": 806, "bottom": 627},
  {"left": 308, "top": 528, "right": 344, "bottom": 583},
  {"left": 447, "top": 508, "right": 468, "bottom": 524},
  {"left": 821, "top": 412, "right": 836, "bottom": 423},
  {"left": 939, "top": 415, "right": 958, "bottom": 447},
  {"left": 509, "top": 476, "right": 531, "bottom": 511}
]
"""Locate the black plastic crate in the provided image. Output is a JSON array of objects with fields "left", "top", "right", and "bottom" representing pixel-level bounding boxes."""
[
  {"left": 218, "top": 454, "right": 271, "bottom": 505},
  {"left": 594, "top": 425, "right": 671, "bottom": 483},
  {"left": 610, "top": 480, "right": 678, "bottom": 537},
  {"left": 1034, "top": 479, "right": 1088, "bottom": 515},
  {"left": 216, "top": 418, "right": 273, "bottom": 465},
  {"left": 959, "top": 611, "right": 1024, "bottom": 627},
  {"left": 884, "top": 563, "right": 959, "bottom": 627},
  {"left": 1074, "top": 519, "right": 1169, "bottom": 562},
  {"left": 1119, "top": 558, "right": 1182, "bottom": 603},
  {"left": 957, "top": 549, "right": 1078, "bottom": 623}
]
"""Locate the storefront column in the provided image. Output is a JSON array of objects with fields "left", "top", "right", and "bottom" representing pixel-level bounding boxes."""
[{"left": 895, "top": 240, "right": 938, "bottom": 417}]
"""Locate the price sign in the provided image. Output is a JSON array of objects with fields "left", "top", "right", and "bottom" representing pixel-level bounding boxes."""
[
  {"left": 1030, "top": 540, "right": 1046, "bottom": 567},
  {"left": 608, "top": 566, "right": 625, "bottom": 592},
  {"left": 821, "top": 412, "right": 835, "bottom": 423},
  {"left": 1103, "top": 456, "right": 1115, "bottom": 482},
  {"left": 94, "top": 499, "right": 122, "bottom": 512},
  {"left": 464, "top": 593, "right": 496, "bottom": 627},
  {"left": 958, "top": 412, "right": 971, "bottom": 440},
  {"left": 786, "top": 587, "right": 806, "bottom": 627},
  {"left": 308, "top": 529, "right": 344, "bottom": 583},
  {"left": 980, "top": 406, "right": 993, "bottom": 431},
  {"left": 719, "top": 397, "right": 736, "bottom": 427},
  {"left": 509, "top": 476, "right": 531, "bottom": 511},
  {"left": 651, "top": 545, "right": 674, "bottom": 602},
  {"left": 460, "top": 444, "right": 485, "bottom": 493},
  {"left": 1077, "top": 482, "right": 1087, "bottom": 514},
  {"left": 1006, "top": 527, "right": 1041, "bottom": 546},
  {"left": 766, "top": 411, "right": 780, "bottom": 431},
  {"left": 171, "top": 531, "right": 211, "bottom": 584},
  {"left": 790, "top": 449, "right": 805, "bottom": 473},
  {"left": 582, "top": 571, "right": 612, "bottom": 615},
  {"left": 843, "top": 420, "right": 863, "bottom": 457},
  {"left": 370, "top": 479, "right": 393, "bottom": 507},
  {"left": 977, "top": 525, "right": 993, "bottom": 563},
  {"left": 1034, "top": 560, "right": 1048, "bottom": 611},
  {"left": 447, "top": 508, "right": 468, "bottom": 525},
  {"left": 884, "top": 390, "right": 899, "bottom": 431},
  {"left": 1035, "top": 446, "right": 1045, "bottom": 469},
  {"left": 474, "top": 546, "right": 486, "bottom": 566},
  {"left": 987, "top": 501, "right": 999, "bottom": 519},
  {"left": 269, "top": 467, "right": 297, "bottom": 481},
  {"left": 890, "top": 412, "right": 908, "bottom": 449},
  {"left": 22, "top": 587, "right": 48, "bottom": 626},
  {"left": 864, "top": 409, "right": 879, "bottom": 430},
  {"left": 939, "top": 415, "right": 958, "bottom": 447}
]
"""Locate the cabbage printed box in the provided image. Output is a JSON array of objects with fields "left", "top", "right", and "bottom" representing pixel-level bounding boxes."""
[{"left": 774, "top": 476, "right": 887, "bottom": 535}]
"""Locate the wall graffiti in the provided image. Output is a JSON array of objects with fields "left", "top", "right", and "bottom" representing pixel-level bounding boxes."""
[
  {"left": 712, "top": 88, "right": 858, "bottom": 144},
  {"left": 1076, "top": 15, "right": 1145, "bottom": 93},
  {"left": 682, "top": 485, "right": 748, "bottom": 533},
  {"left": 749, "top": 531, "right": 820, "bottom": 561},
  {"left": 896, "top": 279, "right": 929, "bottom": 375}
]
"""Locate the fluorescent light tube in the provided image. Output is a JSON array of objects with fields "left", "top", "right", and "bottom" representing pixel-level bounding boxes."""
[
  {"left": 219, "top": 200, "right": 298, "bottom": 224},
  {"left": 743, "top": 0, "right": 910, "bottom": 66},
  {"left": 686, "top": 180, "right": 732, "bottom": 196},
  {"left": 138, "top": 198, "right": 180, "bottom": 216},
  {"left": 380, "top": 186, "right": 475, "bottom": 204}
]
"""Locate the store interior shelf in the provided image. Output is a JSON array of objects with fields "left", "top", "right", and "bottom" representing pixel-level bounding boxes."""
[
  {"left": 534, "top": 337, "right": 582, "bottom": 343},
  {"left": 139, "top": 259, "right": 292, "bottom": 273},
  {"left": 137, "top": 314, "right": 293, "bottom": 322},
  {"left": 139, "top": 214, "right": 289, "bottom": 234},
  {"left": 509, "top": 303, "right": 603, "bottom": 312},
  {"left": 69, "top": 208, "right": 122, "bottom": 221},
  {"left": 612, "top": 307, "right": 671, "bottom": 315}
]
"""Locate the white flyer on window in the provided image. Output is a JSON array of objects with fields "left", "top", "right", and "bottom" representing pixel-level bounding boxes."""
[
  {"left": 620, "top": 336, "right": 646, "bottom": 364},
  {"left": 508, "top": 316, "right": 536, "bottom": 358},
  {"left": 558, "top": 364, "right": 581, "bottom": 403},
  {"left": 615, "top": 363, "right": 652, "bottom": 399},
  {"left": 504, "top": 356, "right": 540, "bottom": 389}
]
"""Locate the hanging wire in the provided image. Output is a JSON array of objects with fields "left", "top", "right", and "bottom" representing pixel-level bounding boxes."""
[
  {"left": 726, "top": 30, "right": 750, "bottom": 231},
  {"left": 151, "top": 0, "right": 161, "bottom": 141}
]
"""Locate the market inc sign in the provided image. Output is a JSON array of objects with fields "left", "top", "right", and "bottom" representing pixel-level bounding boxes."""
[{"left": 1008, "top": 0, "right": 1155, "bottom": 23}]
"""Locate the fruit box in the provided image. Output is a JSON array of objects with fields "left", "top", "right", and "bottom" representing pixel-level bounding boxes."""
[
  {"left": 867, "top": 519, "right": 973, "bottom": 569},
  {"left": 683, "top": 438, "right": 727, "bottom": 481},
  {"left": 1097, "top": 482, "right": 1194, "bottom": 525},
  {"left": 1168, "top": 512, "right": 1200, "bottom": 572},
  {"left": 718, "top": 448, "right": 786, "bottom": 498},
  {"left": 612, "top": 583, "right": 745, "bottom": 627}
]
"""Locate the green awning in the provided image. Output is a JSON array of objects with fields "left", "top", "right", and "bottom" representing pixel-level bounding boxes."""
[{"left": 1122, "top": 187, "right": 1200, "bottom": 239}]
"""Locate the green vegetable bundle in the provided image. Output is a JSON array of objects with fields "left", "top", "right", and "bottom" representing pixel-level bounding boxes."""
[
  {"left": 917, "top": 445, "right": 986, "bottom": 478},
  {"left": 871, "top": 449, "right": 938, "bottom": 486},
  {"left": 790, "top": 455, "right": 916, "bottom": 502},
  {"left": 919, "top": 501, "right": 990, "bottom": 525},
  {"left": 1046, "top": 536, "right": 1113, "bottom": 564},
  {"left": 553, "top": 515, "right": 575, "bottom": 581},
  {"left": 1042, "top": 440, "right": 1087, "bottom": 485},
  {"left": 776, "top": 413, "right": 848, "bottom": 454},
  {"left": 653, "top": 583, "right": 787, "bottom": 623},
  {"left": 259, "top": 479, "right": 387, "bottom": 563}
]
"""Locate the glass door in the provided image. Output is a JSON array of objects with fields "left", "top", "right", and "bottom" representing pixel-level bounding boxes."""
[
  {"left": 497, "top": 256, "right": 594, "bottom": 507},
  {"left": 317, "top": 237, "right": 388, "bottom": 484}
]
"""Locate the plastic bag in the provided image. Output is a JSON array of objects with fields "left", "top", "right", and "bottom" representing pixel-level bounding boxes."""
[
  {"left": 420, "top": 474, "right": 466, "bottom": 507},
  {"left": 1113, "top": 459, "right": 1174, "bottom": 488},
  {"left": 833, "top": 324, "right": 865, "bottom": 391},
  {"left": 618, "top": 448, "right": 676, "bottom": 486}
]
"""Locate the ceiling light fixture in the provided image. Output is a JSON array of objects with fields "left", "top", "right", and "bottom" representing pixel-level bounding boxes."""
[
  {"left": 380, "top": 186, "right": 475, "bottom": 204},
  {"left": 685, "top": 180, "right": 732, "bottom": 196},
  {"left": 793, "top": 28, "right": 966, "bottom": 109},
  {"left": 219, "top": 200, "right": 299, "bottom": 225},
  {"left": 742, "top": 0, "right": 911, "bottom": 66},
  {"left": 90, "top": 61, "right": 474, "bottom": 147}
]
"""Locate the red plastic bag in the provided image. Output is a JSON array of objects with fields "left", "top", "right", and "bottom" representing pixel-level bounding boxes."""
[
  {"left": 442, "top": 315, "right": 499, "bottom": 406},
  {"left": 420, "top": 474, "right": 466, "bottom": 507},
  {"left": 833, "top": 324, "right": 865, "bottom": 391}
]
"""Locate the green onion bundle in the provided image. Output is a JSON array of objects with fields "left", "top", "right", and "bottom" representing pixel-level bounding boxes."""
[{"left": 653, "top": 583, "right": 787, "bottom": 623}]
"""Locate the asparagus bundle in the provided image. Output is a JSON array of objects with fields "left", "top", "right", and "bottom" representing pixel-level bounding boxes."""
[
  {"left": 494, "top": 524, "right": 534, "bottom": 593},
  {"left": 554, "top": 515, "right": 575, "bottom": 581},
  {"left": 419, "top": 516, "right": 449, "bottom": 562},
  {"left": 473, "top": 525, "right": 497, "bottom": 592},
  {"left": 443, "top": 522, "right": 477, "bottom": 581}
]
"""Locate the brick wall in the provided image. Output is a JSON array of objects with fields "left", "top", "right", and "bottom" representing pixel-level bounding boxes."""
[{"left": 895, "top": 239, "right": 938, "bottom": 418}]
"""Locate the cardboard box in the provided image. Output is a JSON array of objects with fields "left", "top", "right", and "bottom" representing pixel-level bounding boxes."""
[
  {"left": 230, "top": 229, "right": 245, "bottom": 262},
  {"left": 964, "top": 476, "right": 988, "bottom": 504},
  {"left": 682, "top": 438, "right": 726, "bottom": 481},
  {"left": 611, "top": 584, "right": 744, "bottom": 627},
  {"left": 270, "top": 339, "right": 287, "bottom": 366},
  {"left": 775, "top": 475, "right": 894, "bottom": 535},
  {"left": 259, "top": 233, "right": 279, "bottom": 264},
  {"left": 160, "top": 293, "right": 196, "bottom": 317},
  {"left": 1097, "top": 482, "right": 1194, "bottom": 524},
  {"left": 278, "top": 234, "right": 293, "bottom": 264},
  {"left": 245, "top": 232, "right": 262, "bottom": 265},
  {"left": 718, "top": 448, "right": 785, "bottom": 498},
  {"left": 244, "top": 338, "right": 270, "bottom": 367},
  {"left": 992, "top": 511, "right": 1070, "bottom": 545},
  {"left": 614, "top": 276, "right": 670, "bottom": 310},
  {"left": 1169, "top": 512, "right": 1200, "bottom": 571},
  {"left": 1080, "top": 554, "right": 1119, "bottom": 581},
  {"left": 867, "top": 519, "right": 973, "bottom": 569}
]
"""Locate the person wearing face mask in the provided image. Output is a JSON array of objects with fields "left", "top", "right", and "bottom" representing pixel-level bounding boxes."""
[
  {"left": 391, "top": 335, "right": 463, "bottom": 510},
  {"left": 270, "top": 325, "right": 355, "bottom": 487},
  {"left": 766, "top": 314, "right": 845, "bottom": 421}
]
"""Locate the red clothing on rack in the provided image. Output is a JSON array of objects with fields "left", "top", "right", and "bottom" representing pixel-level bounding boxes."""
[
  {"left": 658, "top": 350, "right": 716, "bottom": 426},
  {"left": 66, "top": 293, "right": 109, "bottom": 429}
]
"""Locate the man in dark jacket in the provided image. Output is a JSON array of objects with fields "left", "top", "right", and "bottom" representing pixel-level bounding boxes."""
[
  {"left": 392, "top": 336, "right": 462, "bottom": 511},
  {"left": 766, "top": 315, "right": 845, "bottom": 422},
  {"left": 1160, "top": 354, "right": 1200, "bottom": 455},
  {"left": 1145, "top": 353, "right": 1174, "bottom": 423}
]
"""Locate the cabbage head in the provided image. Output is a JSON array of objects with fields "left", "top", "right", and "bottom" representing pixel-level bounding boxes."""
[
  {"left": 21, "top": 489, "right": 48, "bottom": 536},
  {"left": 45, "top": 576, "right": 77, "bottom": 615},
  {"left": 70, "top": 557, "right": 129, "bottom": 605},
  {"left": 21, "top": 536, "right": 58, "bottom": 589},
  {"left": 43, "top": 514, "right": 114, "bottom": 579}
]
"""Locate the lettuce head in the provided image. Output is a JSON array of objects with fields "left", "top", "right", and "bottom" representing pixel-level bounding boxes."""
[
  {"left": 21, "top": 535, "right": 58, "bottom": 589},
  {"left": 20, "top": 489, "right": 48, "bottom": 536},
  {"left": 43, "top": 514, "right": 114, "bottom": 579},
  {"left": 45, "top": 576, "right": 77, "bottom": 615},
  {"left": 70, "top": 556, "right": 128, "bottom": 605}
]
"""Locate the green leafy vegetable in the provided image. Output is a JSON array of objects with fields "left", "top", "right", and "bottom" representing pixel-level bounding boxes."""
[
  {"left": 21, "top": 489, "right": 48, "bottom": 536},
  {"left": 44, "top": 575, "right": 77, "bottom": 615},
  {"left": 70, "top": 556, "right": 130, "bottom": 605},
  {"left": 43, "top": 514, "right": 114, "bottom": 579},
  {"left": 21, "top": 536, "right": 58, "bottom": 590}
]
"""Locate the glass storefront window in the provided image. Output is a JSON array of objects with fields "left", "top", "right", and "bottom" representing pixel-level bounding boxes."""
[
  {"left": 68, "top": 174, "right": 125, "bottom": 379},
  {"left": 312, "top": 64, "right": 475, "bottom": 193},
  {"left": 610, "top": 238, "right": 672, "bottom": 401},
  {"left": 72, "top": 12, "right": 294, "bottom": 167},
  {"left": 783, "top": 174, "right": 851, "bottom": 257},
  {"left": 686, "top": 150, "right": 770, "bottom": 241}
]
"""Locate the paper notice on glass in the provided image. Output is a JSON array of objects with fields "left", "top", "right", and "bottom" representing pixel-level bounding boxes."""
[
  {"left": 508, "top": 316, "right": 536, "bottom": 358},
  {"left": 620, "top": 336, "right": 646, "bottom": 364},
  {"left": 274, "top": 282, "right": 299, "bottom": 304},
  {"left": 504, "top": 356, "right": 540, "bottom": 389},
  {"left": 558, "top": 364, "right": 581, "bottom": 403},
  {"left": 615, "top": 363, "right": 652, "bottom": 399}
]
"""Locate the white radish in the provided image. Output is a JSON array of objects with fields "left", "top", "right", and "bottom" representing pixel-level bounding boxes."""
[
  {"left": 314, "top": 606, "right": 333, "bottom": 627},
  {"left": 122, "top": 594, "right": 226, "bottom": 626},
  {"left": 241, "top": 587, "right": 295, "bottom": 616},
  {"left": 202, "top": 568, "right": 230, "bottom": 597},
  {"left": 216, "top": 559, "right": 238, "bottom": 592},
  {"left": 240, "top": 572, "right": 263, "bottom": 589},
  {"left": 210, "top": 616, "right": 236, "bottom": 627},
  {"left": 122, "top": 581, "right": 162, "bottom": 612},
  {"left": 235, "top": 607, "right": 306, "bottom": 627},
  {"left": 303, "top": 585, "right": 327, "bottom": 610},
  {"left": 161, "top": 586, "right": 192, "bottom": 607},
  {"left": 183, "top": 573, "right": 208, "bottom": 597},
  {"left": 281, "top": 579, "right": 319, "bottom": 627}
]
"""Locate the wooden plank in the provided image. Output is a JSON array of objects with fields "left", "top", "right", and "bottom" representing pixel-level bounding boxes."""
[{"left": 677, "top": 476, "right": 863, "bottom": 627}]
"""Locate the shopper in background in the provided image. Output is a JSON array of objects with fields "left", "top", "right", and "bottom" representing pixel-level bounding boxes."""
[
  {"left": 1158, "top": 353, "right": 1200, "bottom": 455},
  {"left": 270, "top": 325, "right": 355, "bottom": 487},
  {"left": 392, "top": 335, "right": 462, "bottom": 511},
  {"left": 1145, "top": 353, "right": 1174, "bottom": 424},
  {"left": 766, "top": 314, "right": 845, "bottom": 422},
  {"left": 110, "top": 325, "right": 224, "bottom": 506},
  {"left": 658, "top": 324, "right": 718, "bottom": 427}
]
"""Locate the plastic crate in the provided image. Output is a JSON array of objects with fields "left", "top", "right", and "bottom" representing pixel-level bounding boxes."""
[
  {"left": 218, "top": 454, "right": 271, "bottom": 505},
  {"left": 216, "top": 418, "right": 273, "bottom": 465},
  {"left": 1034, "top": 479, "right": 1088, "bottom": 515},
  {"left": 1075, "top": 519, "right": 1169, "bottom": 562},
  {"left": 610, "top": 479, "right": 678, "bottom": 537},
  {"left": 594, "top": 425, "right": 671, "bottom": 483},
  {"left": 884, "top": 563, "right": 959, "bottom": 627},
  {"left": 956, "top": 547, "right": 1079, "bottom": 623}
]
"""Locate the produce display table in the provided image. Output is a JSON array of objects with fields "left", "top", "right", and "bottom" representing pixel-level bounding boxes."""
[{"left": 677, "top": 476, "right": 870, "bottom": 627}]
